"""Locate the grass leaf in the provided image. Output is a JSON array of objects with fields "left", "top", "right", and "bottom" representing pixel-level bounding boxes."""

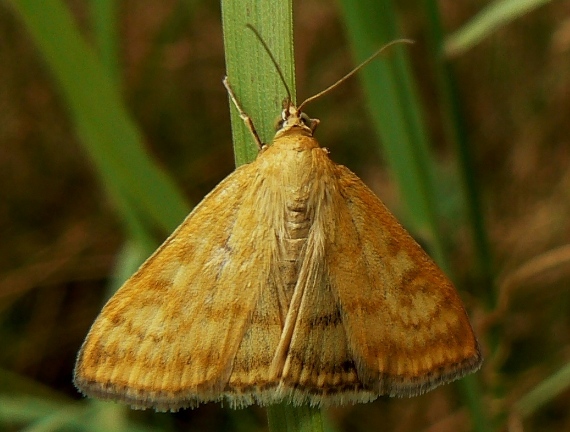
[
  {"left": 9, "top": 0, "right": 191, "bottom": 243},
  {"left": 445, "top": 0, "right": 551, "bottom": 56}
]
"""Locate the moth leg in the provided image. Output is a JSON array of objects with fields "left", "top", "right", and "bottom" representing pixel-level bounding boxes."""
[{"left": 223, "top": 76, "right": 263, "bottom": 150}]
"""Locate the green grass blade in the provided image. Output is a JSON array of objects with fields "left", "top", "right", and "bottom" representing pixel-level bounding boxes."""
[
  {"left": 90, "top": 0, "right": 120, "bottom": 82},
  {"left": 221, "top": 0, "right": 295, "bottom": 166},
  {"left": 457, "top": 374, "right": 492, "bottom": 432},
  {"left": 515, "top": 361, "right": 570, "bottom": 419},
  {"left": 9, "top": 0, "right": 191, "bottom": 240},
  {"left": 423, "top": 0, "right": 496, "bottom": 309},
  {"left": 445, "top": 0, "right": 551, "bottom": 56},
  {"left": 0, "top": 395, "right": 155, "bottom": 432},
  {"left": 422, "top": 2, "right": 495, "bottom": 429},
  {"left": 267, "top": 404, "right": 325, "bottom": 432}
]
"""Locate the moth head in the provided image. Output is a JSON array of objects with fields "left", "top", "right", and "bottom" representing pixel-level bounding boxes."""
[{"left": 274, "top": 98, "right": 319, "bottom": 137}]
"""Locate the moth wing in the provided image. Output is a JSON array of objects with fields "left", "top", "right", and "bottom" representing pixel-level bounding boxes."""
[
  {"left": 280, "top": 156, "right": 481, "bottom": 405},
  {"left": 327, "top": 164, "right": 482, "bottom": 398},
  {"left": 74, "top": 161, "right": 278, "bottom": 411}
]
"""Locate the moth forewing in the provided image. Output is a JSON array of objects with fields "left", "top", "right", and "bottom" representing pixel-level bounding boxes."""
[{"left": 74, "top": 161, "right": 276, "bottom": 410}]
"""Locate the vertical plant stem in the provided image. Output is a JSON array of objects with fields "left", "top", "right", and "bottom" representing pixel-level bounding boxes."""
[
  {"left": 424, "top": 0, "right": 496, "bottom": 310},
  {"left": 221, "top": 0, "right": 295, "bottom": 165},
  {"left": 423, "top": 3, "right": 494, "bottom": 430},
  {"left": 267, "top": 404, "right": 324, "bottom": 432}
]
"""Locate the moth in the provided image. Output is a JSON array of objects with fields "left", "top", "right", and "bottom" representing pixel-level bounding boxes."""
[{"left": 74, "top": 37, "right": 482, "bottom": 412}]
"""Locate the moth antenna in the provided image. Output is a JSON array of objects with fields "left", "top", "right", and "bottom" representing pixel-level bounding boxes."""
[
  {"left": 298, "top": 39, "right": 414, "bottom": 112},
  {"left": 246, "top": 24, "right": 293, "bottom": 104}
]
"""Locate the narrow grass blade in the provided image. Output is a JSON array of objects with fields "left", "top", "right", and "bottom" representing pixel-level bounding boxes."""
[
  {"left": 90, "top": 0, "right": 120, "bottom": 82},
  {"left": 445, "top": 0, "right": 551, "bottom": 56},
  {"left": 0, "top": 395, "right": 155, "bottom": 432},
  {"left": 515, "top": 361, "right": 570, "bottom": 419},
  {"left": 423, "top": 0, "right": 496, "bottom": 309},
  {"left": 221, "top": 0, "right": 295, "bottom": 166},
  {"left": 9, "top": 0, "right": 191, "bottom": 241},
  {"left": 267, "top": 404, "right": 325, "bottom": 432}
]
